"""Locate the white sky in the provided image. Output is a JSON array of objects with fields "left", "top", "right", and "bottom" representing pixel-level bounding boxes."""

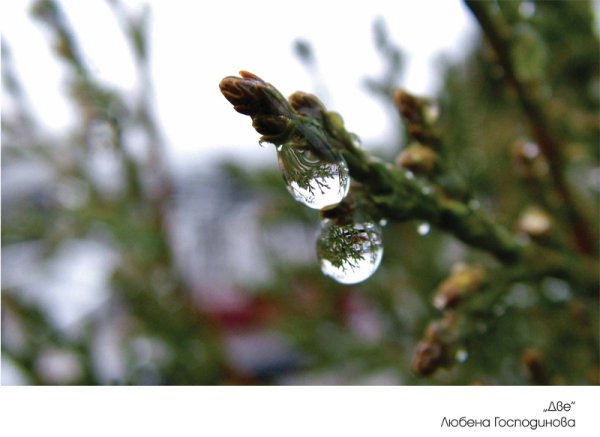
[{"left": 2, "top": 0, "right": 476, "bottom": 169}]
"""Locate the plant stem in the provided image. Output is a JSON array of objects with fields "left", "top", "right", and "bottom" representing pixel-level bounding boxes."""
[{"left": 337, "top": 136, "right": 598, "bottom": 293}]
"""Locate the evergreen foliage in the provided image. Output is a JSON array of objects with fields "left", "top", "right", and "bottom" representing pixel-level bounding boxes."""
[{"left": 2, "top": 0, "right": 598, "bottom": 385}]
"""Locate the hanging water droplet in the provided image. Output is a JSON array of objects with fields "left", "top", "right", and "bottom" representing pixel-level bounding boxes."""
[
  {"left": 317, "top": 220, "right": 383, "bottom": 284},
  {"left": 379, "top": 218, "right": 388, "bottom": 227},
  {"left": 417, "top": 222, "right": 431, "bottom": 235},
  {"left": 455, "top": 349, "right": 469, "bottom": 363},
  {"left": 276, "top": 145, "right": 350, "bottom": 210},
  {"left": 258, "top": 139, "right": 273, "bottom": 148}
]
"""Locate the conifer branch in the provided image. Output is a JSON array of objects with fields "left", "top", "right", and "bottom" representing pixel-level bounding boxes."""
[
  {"left": 464, "top": 0, "right": 598, "bottom": 256},
  {"left": 219, "top": 72, "right": 598, "bottom": 292}
]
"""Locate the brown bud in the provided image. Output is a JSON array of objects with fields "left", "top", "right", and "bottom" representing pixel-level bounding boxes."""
[
  {"left": 393, "top": 89, "right": 423, "bottom": 125},
  {"left": 433, "top": 264, "right": 485, "bottom": 310},
  {"left": 424, "top": 313, "right": 456, "bottom": 343},
  {"left": 396, "top": 143, "right": 438, "bottom": 174},
  {"left": 239, "top": 70, "right": 265, "bottom": 82},
  {"left": 252, "top": 115, "right": 289, "bottom": 136},
  {"left": 393, "top": 89, "right": 440, "bottom": 146},
  {"left": 252, "top": 115, "right": 293, "bottom": 144},
  {"left": 412, "top": 341, "right": 444, "bottom": 376},
  {"left": 288, "top": 91, "right": 326, "bottom": 119},
  {"left": 219, "top": 71, "right": 271, "bottom": 116},
  {"left": 522, "top": 348, "right": 548, "bottom": 385}
]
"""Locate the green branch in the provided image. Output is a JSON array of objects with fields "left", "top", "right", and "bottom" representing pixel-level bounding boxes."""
[
  {"left": 219, "top": 72, "right": 598, "bottom": 292},
  {"left": 464, "top": 0, "right": 597, "bottom": 256}
]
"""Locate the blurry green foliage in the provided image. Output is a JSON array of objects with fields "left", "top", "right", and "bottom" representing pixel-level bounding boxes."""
[{"left": 2, "top": 0, "right": 598, "bottom": 385}]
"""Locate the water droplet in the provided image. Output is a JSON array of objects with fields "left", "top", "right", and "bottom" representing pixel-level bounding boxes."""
[
  {"left": 379, "top": 219, "right": 388, "bottom": 227},
  {"left": 506, "top": 282, "right": 538, "bottom": 308},
  {"left": 277, "top": 145, "right": 350, "bottom": 210},
  {"left": 493, "top": 305, "right": 506, "bottom": 317},
  {"left": 519, "top": 1, "right": 535, "bottom": 18},
  {"left": 468, "top": 199, "right": 481, "bottom": 210},
  {"left": 541, "top": 278, "right": 571, "bottom": 302},
  {"left": 421, "top": 185, "right": 433, "bottom": 195},
  {"left": 417, "top": 222, "right": 431, "bottom": 235},
  {"left": 522, "top": 142, "right": 539, "bottom": 159},
  {"left": 424, "top": 101, "right": 440, "bottom": 124},
  {"left": 455, "top": 349, "right": 469, "bottom": 363},
  {"left": 588, "top": 166, "right": 600, "bottom": 191},
  {"left": 317, "top": 220, "right": 383, "bottom": 285},
  {"left": 259, "top": 139, "right": 274, "bottom": 148},
  {"left": 86, "top": 119, "right": 115, "bottom": 149},
  {"left": 518, "top": 206, "right": 552, "bottom": 237},
  {"left": 404, "top": 170, "right": 415, "bottom": 180}
]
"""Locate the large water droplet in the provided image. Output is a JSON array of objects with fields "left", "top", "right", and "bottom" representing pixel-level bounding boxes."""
[
  {"left": 317, "top": 220, "right": 383, "bottom": 284},
  {"left": 277, "top": 145, "right": 350, "bottom": 210}
]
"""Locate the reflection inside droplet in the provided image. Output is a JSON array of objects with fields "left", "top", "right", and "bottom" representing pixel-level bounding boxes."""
[
  {"left": 277, "top": 145, "right": 350, "bottom": 210},
  {"left": 317, "top": 220, "right": 383, "bottom": 284}
]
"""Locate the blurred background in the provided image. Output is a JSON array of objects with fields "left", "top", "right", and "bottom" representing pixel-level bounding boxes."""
[{"left": 2, "top": 0, "right": 599, "bottom": 385}]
